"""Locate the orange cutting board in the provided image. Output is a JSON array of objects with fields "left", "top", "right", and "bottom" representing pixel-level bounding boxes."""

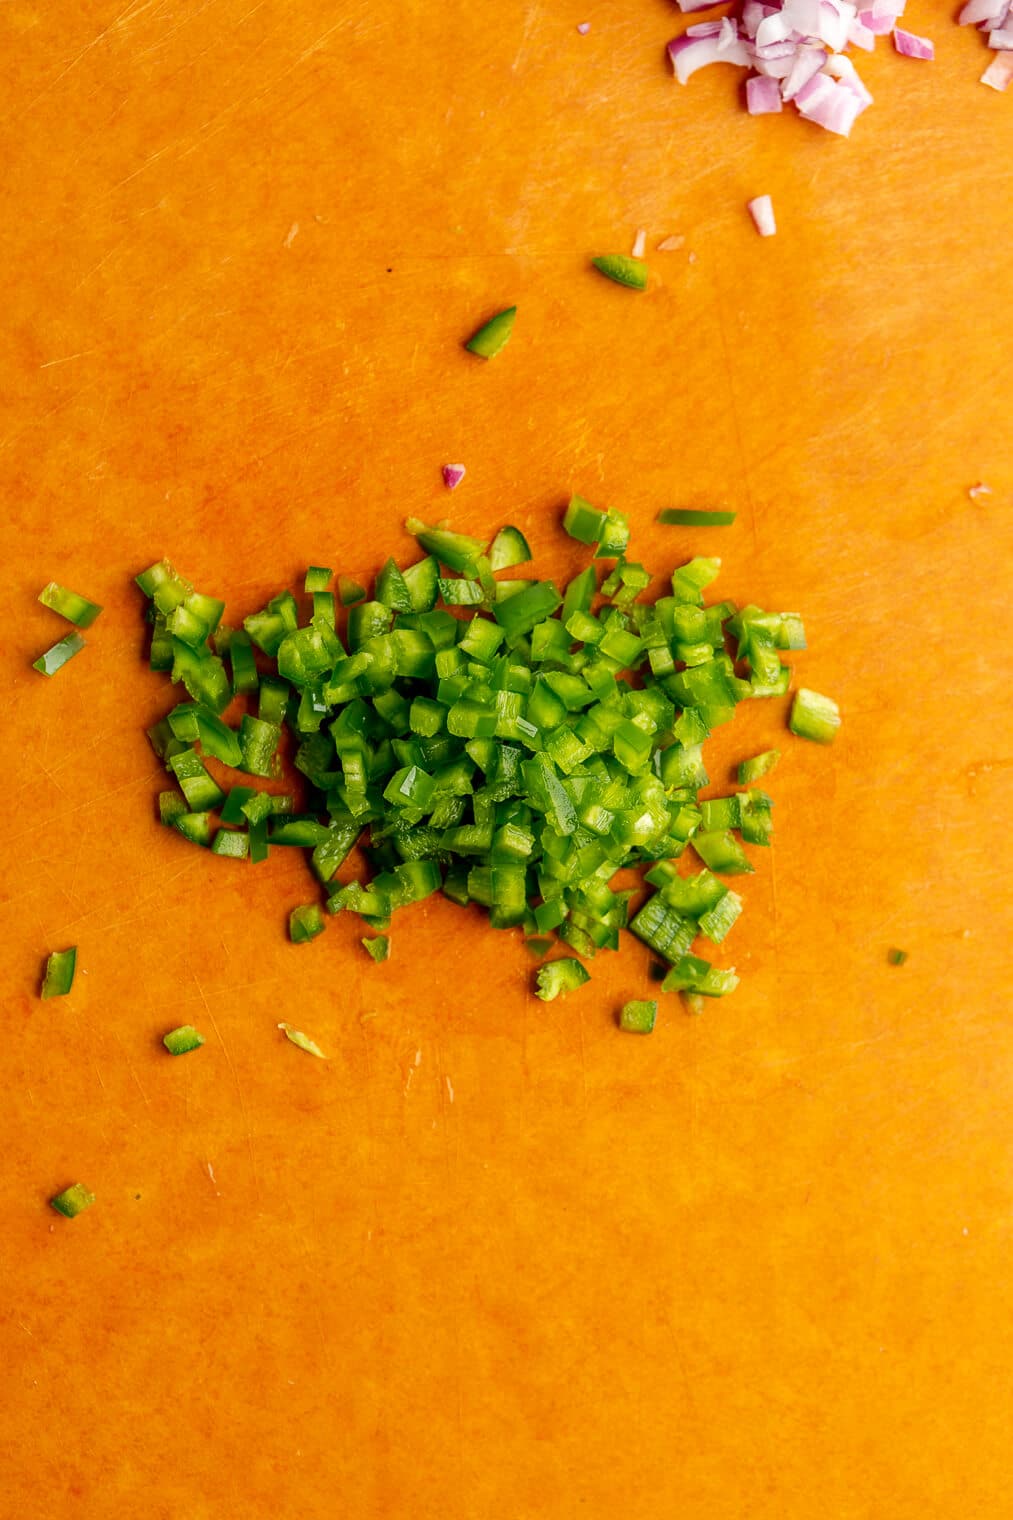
[{"left": 3, "top": 2, "right": 1011, "bottom": 1516}]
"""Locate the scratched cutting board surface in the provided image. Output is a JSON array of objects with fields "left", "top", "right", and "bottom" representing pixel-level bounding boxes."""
[{"left": 2, "top": 2, "right": 1012, "bottom": 1516}]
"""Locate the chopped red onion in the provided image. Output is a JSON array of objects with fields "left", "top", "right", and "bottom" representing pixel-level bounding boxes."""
[
  {"left": 755, "top": 11, "right": 792, "bottom": 46},
  {"left": 718, "top": 15, "right": 741, "bottom": 48},
  {"left": 981, "top": 51, "right": 1013, "bottom": 84},
  {"left": 665, "top": 0, "right": 968, "bottom": 132},
  {"left": 795, "top": 71, "right": 867, "bottom": 133},
  {"left": 824, "top": 51, "right": 874, "bottom": 101},
  {"left": 631, "top": 227, "right": 647, "bottom": 258},
  {"left": 742, "top": 2, "right": 779, "bottom": 35},
  {"left": 958, "top": 0, "right": 1004, "bottom": 25},
  {"left": 576, "top": 20, "right": 590, "bottom": 34},
  {"left": 668, "top": 30, "right": 752, "bottom": 82},
  {"left": 754, "top": 40, "right": 799, "bottom": 60},
  {"left": 848, "top": 18, "right": 876, "bottom": 49},
  {"left": 893, "top": 26, "right": 934, "bottom": 57},
  {"left": 442, "top": 464, "right": 466, "bottom": 490},
  {"left": 746, "top": 73, "right": 784, "bottom": 109},
  {"left": 674, "top": 0, "right": 728, "bottom": 10},
  {"left": 782, "top": 45, "right": 829, "bottom": 99},
  {"left": 747, "top": 194, "right": 777, "bottom": 236},
  {"left": 968, "top": 482, "right": 992, "bottom": 499}
]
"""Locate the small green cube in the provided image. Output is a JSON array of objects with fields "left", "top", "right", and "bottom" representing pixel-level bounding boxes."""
[
  {"left": 619, "top": 1000, "right": 657, "bottom": 1034},
  {"left": 289, "top": 903, "right": 325, "bottom": 943},
  {"left": 163, "top": 1025, "right": 205, "bottom": 1055},
  {"left": 50, "top": 1183, "right": 96, "bottom": 1218},
  {"left": 789, "top": 687, "right": 841, "bottom": 745}
]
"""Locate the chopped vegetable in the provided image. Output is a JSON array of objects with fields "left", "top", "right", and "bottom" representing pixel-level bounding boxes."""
[
  {"left": 488, "top": 525, "right": 532, "bottom": 571},
  {"left": 619, "top": 999, "right": 657, "bottom": 1033},
  {"left": 38, "top": 582, "right": 103, "bottom": 628},
  {"left": 892, "top": 26, "right": 934, "bottom": 58},
  {"left": 304, "top": 566, "right": 332, "bottom": 593},
  {"left": 576, "top": 20, "right": 590, "bottom": 33},
  {"left": 289, "top": 904, "right": 326, "bottom": 943},
  {"left": 789, "top": 687, "right": 841, "bottom": 745},
  {"left": 591, "top": 255, "right": 648, "bottom": 291},
  {"left": 464, "top": 306, "right": 516, "bottom": 359},
  {"left": 278, "top": 1022, "right": 327, "bottom": 1058},
  {"left": 746, "top": 75, "right": 782, "bottom": 113},
  {"left": 33, "top": 632, "right": 86, "bottom": 676},
  {"left": 667, "top": 0, "right": 912, "bottom": 135},
  {"left": 738, "top": 749, "right": 780, "bottom": 784},
  {"left": 135, "top": 503, "right": 834, "bottom": 1015},
  {"left": 887, "top": 947, "right": 909, "bottom": 966},
  {"left": 959, "top": 0, "right": 1013, "bottom": 80},
  {"left": 442, "top": 463, "right": 466, "bottom": 490},
  {"left": 536, "top": 958, "right": 591, "bottom": 1001},
  {"left": 631, "top": 227, "right": 647, "bottom": 259},
  {"left": 211, "top": 829, "right": 249, "bottom": 859},
  {"left": 41, "top": 947, "right": 77, "bottom": 999},
  {"left": 747, "top": 195, "right": 776, "bottom": 238},
  {"left": 980, "top": 53, "right": 1013, "bottom": 91},
  {"left": 163, "top": 1025, "right": 205, "bottom": 1055},
  {"left": 50, "top": 1183, "right": 96, "bottom": 1219},
  {"left": 658, "top": 509, "right": 737, "bottom": 527},
  {"left": 338, "top": 575, "right": 366, "bottom": 606}
]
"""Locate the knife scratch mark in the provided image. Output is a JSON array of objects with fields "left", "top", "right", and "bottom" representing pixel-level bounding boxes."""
[
  {"left": 175, "top": 18, "right": 351, "bottom": 164},
  {"left": 117, "top": 1041, "right": 153, "bottom": 1115},
  {"left": 510, "top": 1, "right": 543, "bottom": 72},
  {"left": 197, "top": 974, "right": 259, "bottom": 1185},
  {"left": 3, "top": 0, "right": 156, "bottom": 125},
  {"left": 39, "top": 352, "right": 95, "bottom": 370}
]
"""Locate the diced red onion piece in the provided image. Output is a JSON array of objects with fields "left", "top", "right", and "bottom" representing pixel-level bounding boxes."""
[
  {"left": 816, "top": 0, "right": 857, "bottom": 54},
  {"left": 747, "top": 194, "right": 777, "bottom": 236},
  {"left": 442, "top": 464, "right": 466, "bottom": 490},
  {"left": 824, "top": 52, "right": 874, "bottom": 101},
  {"left": 848, "top": 18, "right": 876, "bottom": 48},
  {"left": 674, "top": 0, "right": 725, "bottom": 11},
  {"left": 631, "top": 227, "right": 647, "bottom": 259},
  {"left": 989, "top": 25, "right": 1013, "bottom": 45},
  {"left": 742, "top": 1, "right": 778, "bottom": 37},
  {"left": 755, "top": 11, "right": 793, "bottom": 46},
  {"left": 746, "top": 73, "right": 784, "bottom": 110},
  {"left": 754, "top": 38, "right": 798, "bottom": 59},
  {"left": 858, "top": 7, "right": 896, "bottom": 32},
  {"left": 576, "top": 20, "right": 590, "bottom": 34},
  {"left": 718, "top": 15, "right": 740, "bottom": 49},
  {"left": 685, "top": 20, "right": 724, "bottom": 37},
  {"left": 958, "top": 0, "right": 1004, "bottom": 24},
  {"left": 756, "top": 52, "right": 797, "bottom": 76},
  {"left": 668, "top": 32, "right": 752, "bottom": 82},
  {"left": 981, "top": 51, "right": 1013, "bottom": 85},
  {"left": 784, "top": 0, "right": 825, "bottom": 37},
  {"left": 893, "top": 26, "right": 935, "bottom": 58},
  {"left": 795, "top": 71, "right": 866, "bottom": 133},
  {"left": 782, "top": 45, "right": 829, "bottom": 100},
  {"left": 968, "top": 482, "right": 992, "bottom": 499}
]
